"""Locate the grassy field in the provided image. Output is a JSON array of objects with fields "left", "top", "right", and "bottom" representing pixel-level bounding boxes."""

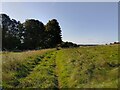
[{"left": 2, "top": 44, "right": 119, "bottom": 88}]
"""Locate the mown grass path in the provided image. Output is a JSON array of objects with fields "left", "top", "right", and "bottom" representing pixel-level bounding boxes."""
[
  {"left": 2, "top": 45, "right": 119, "bottom": 88},
  {"left": 2, "top": 49, "right": 59, "bottom": 88},
  {"left": 17, "top": 50, "right": 60, "bottom": 88}
]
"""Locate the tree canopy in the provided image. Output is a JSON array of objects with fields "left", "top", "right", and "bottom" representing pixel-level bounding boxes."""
[
  {"left": 1, "top": 14, "right": 63, "bottom": 51},
  {"left": 44, "top": 19, "right": 62, "bottom": 48},
  {"left": 1, "top": 14, "right": 21, "bottom": 50},
  {"left": 23, "top": 19, "right": 45, "bottom": 50},
  {"left": 1, "top": 14, "right": 78, "bottom": 51}
]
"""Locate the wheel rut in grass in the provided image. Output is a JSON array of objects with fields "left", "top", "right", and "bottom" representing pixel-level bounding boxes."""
[
  {"left": 41, "top": 51, "right": 60, "bottom": 89},
  {"left": 17, "top": 50, "right": 60, "bottom": 88},
  {"left": 8, "top": 54, "right": 46, "bottom": 87},
  {"left": 53, "top": 51, "right": 61, "bottom": 89}
]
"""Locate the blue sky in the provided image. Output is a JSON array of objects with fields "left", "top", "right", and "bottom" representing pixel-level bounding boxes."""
[{"left": 1, "top": 2, "right": 118, "bottom": 44}]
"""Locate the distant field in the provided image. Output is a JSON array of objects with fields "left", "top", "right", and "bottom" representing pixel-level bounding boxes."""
[{"left": 2, "top": 44, "right": 119, "bottom": 88}]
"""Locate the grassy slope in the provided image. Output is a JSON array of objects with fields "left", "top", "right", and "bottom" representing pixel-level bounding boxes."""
[
  {"left": 2, "top": 49, "right": 55, "bottom": 88},
  {"left": 56, "top": 44, "right": 119, "bottom": 88},
  {"left": 2, "top": 44, "right": 119, "bottom": 88},
  {"left": 0, "top": 53, "right": 2, "bottom": 87},
  {"left": 18, "top": 51, "right": 58, "bottom": 88}
]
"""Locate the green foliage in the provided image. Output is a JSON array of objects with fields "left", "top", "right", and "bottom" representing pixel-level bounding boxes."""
[
  {"left": 44, "top": 19, "right": 62, "bottom": 48},
  {"left": 2, "top": 49, "right": 55, "bottom": 88},
  {"left": 56, "top": 44, "right": 119, "bottom": 88},
  {"left": 2, "top": 43, "right": 119, "bottom": 88},
  {"left": 61, "top": 41, "right": 79, "bottom": 48},
  {"left": 23, "top": 19, "right": 45, "bottom": 50},
  {"left": 1, "top": 14, "right": 63, "bottom": 51},
  {"left": 19, "top": 51, "right": 58, "bottom": 88},
  {"left": 1, "top": 14, "right": 21, "bottom": 50}
]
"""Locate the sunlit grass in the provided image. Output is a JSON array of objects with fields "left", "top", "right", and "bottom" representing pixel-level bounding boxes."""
[
  {"left": 2, "top": 44, "right": 119, "bottom": 88},
  {"left": 2, "top": 49, "right": 55, "bottom": 88},
  {"left": 56, "top": 44, "right": 119, "bottom": 88},
  {"left": 0, "top": 54, "right": 2, "bottom": 87},
  {"left": 18, "top": 51, "right": 58, "bottom": 88}
]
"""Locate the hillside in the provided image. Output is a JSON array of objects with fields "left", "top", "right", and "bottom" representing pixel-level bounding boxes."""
[{"left": 2, "top": 44, "right": 119, "bottom": 88}]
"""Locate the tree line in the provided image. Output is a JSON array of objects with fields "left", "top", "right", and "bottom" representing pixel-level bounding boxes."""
[{"left": 0, "top": 14, "right": 78, "bottom": 51}]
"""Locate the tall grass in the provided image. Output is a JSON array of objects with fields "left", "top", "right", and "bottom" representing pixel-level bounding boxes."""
[
  {"left": 0, "top": 53, "right": 2, "bottom": 87},
  {"left": 2, "top": 49, "right": 55, "bottom": 88},
  {"left": 2, "top": 44, "right": 119, "bottom": 88},
  {"left": 18, "top": 51, "right": 58, "bottom": 88},
  {"left": 56, "top": 44, "right": 119, "bottom": 88}
]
